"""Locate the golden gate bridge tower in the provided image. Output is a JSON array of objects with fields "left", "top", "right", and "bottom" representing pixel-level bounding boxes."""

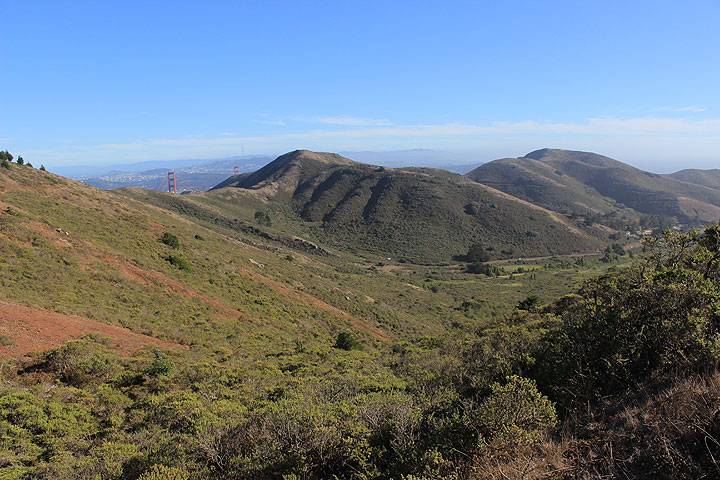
[{"left": 167, "top": 170, "right": 177, "bottom": 193}]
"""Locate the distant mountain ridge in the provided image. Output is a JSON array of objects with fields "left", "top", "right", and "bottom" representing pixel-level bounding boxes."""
[
  {"left": 467, "top": 148, "right": 720, "bottom": 226},
  {"left": 211, "top": 150, "right": 600, "bottom": 262}
]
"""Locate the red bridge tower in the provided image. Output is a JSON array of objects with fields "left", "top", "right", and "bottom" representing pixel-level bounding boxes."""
[{"left": 167, "top": 170, "right": 177, "bottom": 193}]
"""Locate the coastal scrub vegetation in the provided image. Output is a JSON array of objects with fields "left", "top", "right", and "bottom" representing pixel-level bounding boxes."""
[{"left": 2, "top": 226, "right": 720, "bottom": 478}]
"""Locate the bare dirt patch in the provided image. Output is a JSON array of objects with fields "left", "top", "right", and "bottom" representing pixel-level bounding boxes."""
[{"left": 0, "top": 301, "right": 183, "bottom": 357}]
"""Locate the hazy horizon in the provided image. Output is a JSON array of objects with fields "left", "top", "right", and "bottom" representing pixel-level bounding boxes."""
[{"left": 49, "top": 146, "right": 716, "bottom": 178}]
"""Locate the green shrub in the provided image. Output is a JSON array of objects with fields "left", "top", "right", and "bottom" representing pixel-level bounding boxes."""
[
  {"left": 466, "top": 261, "right": 500, "bottom": 276},
  {"left": 465, "top": 243, "right": 491, "bottom": 263},
  {"left": 334, "top": 331, "right": 358, "bottom": 350},
  {"left": 538, "top": 226, "right": 720, "bottom": 407},
  {"left": 474, "top": 375, "right": 556, "bottom": 447},
  {"left": 516, "top": 295, "right": 539, "bottom": 311},
  {"left": 145, "top": 350, "right": 173, "bottom": 377},
  {"left": 254, "top": 210, "right": 272, "bottom": 227},
  {"left": 0, "top": 335, "right": 13, "bottom": 346},
  {"left": 138, "top": 465, "right": 191, "bottom": 480},
  {"left": 42, "top": 339, "right": 118, "bottom": 387},
  {"left": 460, "top": 314, "right": 558, "bottom": 394},
  {"left": 160, "top": 232, "right": 180, "bottom": 249},
  {"left": 165, "top": 254, "right": 191, "bottom": 271}
]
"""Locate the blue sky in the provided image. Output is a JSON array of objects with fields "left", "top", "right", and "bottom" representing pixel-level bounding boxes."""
[{"left": 1, "top": 0, "right": 719, "bottom": 170}]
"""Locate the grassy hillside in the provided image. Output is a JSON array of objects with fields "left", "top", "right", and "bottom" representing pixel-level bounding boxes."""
[
  {"left": 1, "top": 158, "right": 718, "bottom": 479},
  {"left": 464, "top": 155, "right": 621, "bottom": 215},
  {"left": 4, "top": 162, "right": 495, "bottom": 357},
  {"left": 669, "top": 168, "right": 720, "bottom": 190},
  {"left": 209, "top": 150, "right": 601, "bottom": 262},
  {"left": 467, "top": 148, "right": 720, "bottom": 227},
  {"left": 0, "top": 160, "right": 612, "bottom": 360}
]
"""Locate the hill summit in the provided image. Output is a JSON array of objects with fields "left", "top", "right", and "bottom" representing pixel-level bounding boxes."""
[
  {"left": 213, "top": 150, "right": 354, "bottom": 194},
  {"left": 210, "top": 150, "right": 599, "bottom": 262},
  {"left": 467, "top": 148, "right": 720, "bottom": 226}
]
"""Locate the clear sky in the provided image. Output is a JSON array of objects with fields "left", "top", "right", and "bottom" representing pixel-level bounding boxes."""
[{"left": 1, "top": 0, "right": 719, "bottom": 171}]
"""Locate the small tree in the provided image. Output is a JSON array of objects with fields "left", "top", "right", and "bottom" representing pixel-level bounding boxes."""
[
  {"left": 39, "top": 165, "right": 46, "bottom": 171},
  {"left": 466, "top": 243, "right": 491, "bottom": 263},
  {"left": 145, "top": 349, "right": 173, "bottom": 377},
  {"left": 517, "top": 295, "right": 540, "bottom": 311},
  {"left": 600, "top": 245, "right": 616, "bottom": 263}
]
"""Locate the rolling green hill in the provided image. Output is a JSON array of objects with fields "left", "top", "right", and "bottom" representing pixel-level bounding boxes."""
[
  {"left": 467, "top": 148, "right": 720, "bottom": 227},
  {"left": 0, "top": 155, "right": 621, "bottom": 478},
  {"left": 1, "top": 157, "right": 717, "bottom": 479},
  {"left": 210, "top": 150, "right": 600, "bottom": 262},
  {"left": 1, "top": 159, "right": 603, "bottom": 363}
]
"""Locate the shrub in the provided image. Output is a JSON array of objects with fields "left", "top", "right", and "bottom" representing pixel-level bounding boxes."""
[
  {"left": 474, "top": 375, "right": 556, "bottom": 447},
  {"left": 16, "top": 156, "right": 24, "bottom": 166},
  {"left": 160, "top": 232, "right": 180, "bottom": 249},
  {"left": 42, "top": 339, "right": 118, "bottom": 387},
  {"left": 465, "top": 243, "right": 490, "bottom": 263},
  {"left": 0, "top": 335, "right": 13, "bottom": 346},
  {"left": 165, "top": 254, "right": 191, "bottom": 271},
  {"left": 537, "top": 226, "right": 720, "bottom": 407},
  {"left": 466, "top": 261, "right": 500, "bottom": 276},
  {"left": 196, "top": 398, "right": 370, "bottom": 479},
  {"left": 1, "top": 159, "right": 10, "bottom": 170},
  {"left": 517, "top": 295, "right": 540, "bottom": 311},
  {"left": 138, "top": 465, "right": 191, "bottom": 480},
  {"left": 254, "top": 210, "right": 272, "bottom": 227},
  {"left": 334, "top": 331, "right": 358, "bottom": 351},
  {"left": 145, "top": 350, "right": 173, "bottom": 377}
]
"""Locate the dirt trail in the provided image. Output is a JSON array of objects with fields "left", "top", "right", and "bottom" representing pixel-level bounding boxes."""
[{"left": 0, "top": 301, "right": 183, "bottom": 357}]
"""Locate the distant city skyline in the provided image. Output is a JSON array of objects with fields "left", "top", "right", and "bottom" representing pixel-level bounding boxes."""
[{"left": 2, "top": 0, "right": 719, "bottom": 171}]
